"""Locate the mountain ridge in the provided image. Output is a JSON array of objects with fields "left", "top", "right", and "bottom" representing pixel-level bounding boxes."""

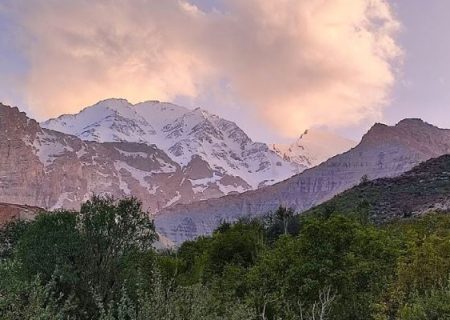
[
  {"left": 306, "top": 154, "right": 450, "bottom": 220},
  {"left": 155, "top": 118, "right": 450, "bottom": 244},
  {"left": 42, "top": 98, "right": 306, "bottom": 190},
  {"left": 42, "top": 98, "right": 356, "bottom": 193}
]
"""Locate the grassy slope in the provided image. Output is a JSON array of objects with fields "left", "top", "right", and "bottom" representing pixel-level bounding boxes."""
[{"left": 306, "top": 155, "right": 450, "bottom": 221}]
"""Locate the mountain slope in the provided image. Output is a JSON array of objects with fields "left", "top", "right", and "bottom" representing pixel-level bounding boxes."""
[
  {"left": 307, "top": 154, "right": 450, "bottom": 220},
  {"left": 155, "top": 119, "right": 450, "bottom": 244},
  {"left": 270, "top": 129, "right": 356, "bottom": 167},
  {"left": 0, "top": 103, "right": 264, "bottom": 211},
  {"left": 42, "top": 99, "right": 304, "bottom": 191}
]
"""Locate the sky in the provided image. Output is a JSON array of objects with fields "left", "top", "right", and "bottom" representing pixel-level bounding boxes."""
[{"left": 0, "top": 0, "right": 449, "bottom": 143}]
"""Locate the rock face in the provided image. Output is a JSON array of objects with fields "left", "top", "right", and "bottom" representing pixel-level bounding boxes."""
[
  {"left": 0, "top": 103, "right": 247, "bottom": 211},
  {"left": 42, "top": 98, "right": 306, "bottom": 193},
  {"left": 0, "top": 203, "right": 42, "bottom": 225},
  {"left": 155, "top": 119, "right": 450, "bottom": 244}
]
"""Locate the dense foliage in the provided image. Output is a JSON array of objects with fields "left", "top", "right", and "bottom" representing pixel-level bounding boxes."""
[{"left": 1, "top": 196, "right": 450, "bottom": 319}]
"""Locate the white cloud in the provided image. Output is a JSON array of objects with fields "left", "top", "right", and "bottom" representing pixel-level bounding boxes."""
[{"left": 4, "top": 0, "right": 401, "bottom": 136}]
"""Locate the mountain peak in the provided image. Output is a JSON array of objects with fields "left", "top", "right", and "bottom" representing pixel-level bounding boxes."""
[
  {"left": 271, "top": 129, "right": 356, "bottom": 168},
  {"left": 365, "top": 119, "right": 435, "bottom": 136},
  {"left": 364, "top": 122, "right": 389, "bottom": 134},
  {"left": 90, "top": 98, "right": 133, "bottom": 113},
  {"left": 364, "top": 118, "right": 437, "bottom": 138},
  {"left": 0, "top": 103, "right": 41, "bottom": 133},
  {"left": 395, "top": 118, "right": 434, "bottom": 129},
  {"left": 359, "top": 118, "right": 450, "bottom": 156},
  {"left": 95, "top": 97, "right": 130, "bottom": 106},
  {"left": 191, "top": 107, "right": 212, "bottom": 118}
]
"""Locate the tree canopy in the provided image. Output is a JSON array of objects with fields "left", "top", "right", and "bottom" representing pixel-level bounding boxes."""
[{"left": 1, "top": 197, "right": 450, "bottom": 319}]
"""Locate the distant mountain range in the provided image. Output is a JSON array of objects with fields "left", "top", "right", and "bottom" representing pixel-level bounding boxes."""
[
  {"left": 0, "top": 100, "right": 351, "bottom": 212},
  {"left": 3, "top": 100, "right": 449, "bottom": 246},
  {"left": 155, "top": 119, "right": 450, "bottom": 244}
]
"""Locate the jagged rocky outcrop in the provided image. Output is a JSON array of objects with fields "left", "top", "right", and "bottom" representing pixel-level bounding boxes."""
[{"left": 155, "top": 119, "right": 450, "bottom": 244}]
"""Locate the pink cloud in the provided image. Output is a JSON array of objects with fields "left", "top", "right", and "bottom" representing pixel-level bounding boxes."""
[{"left": 4, "top": 0, "right": 401, "bottom": 136}]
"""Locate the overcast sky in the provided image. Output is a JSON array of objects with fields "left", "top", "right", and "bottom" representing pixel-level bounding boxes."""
[{"left": 0, "top": 0, "right": 449, "bottom": 143}]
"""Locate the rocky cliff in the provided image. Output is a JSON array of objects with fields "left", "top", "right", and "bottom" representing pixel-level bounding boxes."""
[{"left": 0, "top": 203, "right": 42, "bottom": 225}]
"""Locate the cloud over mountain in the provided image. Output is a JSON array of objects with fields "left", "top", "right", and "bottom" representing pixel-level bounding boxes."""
[{"left": 2, "top": 0, "right": 401, "bottom": 136}]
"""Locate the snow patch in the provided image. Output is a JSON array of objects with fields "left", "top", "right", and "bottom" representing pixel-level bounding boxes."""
[
  {"left": 165, "top": 192, "right": 181, "bottom": 208},
  {"left": 51, "top": 192, "right": 74, "bottom": 209},
  {"left": 114, "top": 161, "right": 152, "bottom": 188}
]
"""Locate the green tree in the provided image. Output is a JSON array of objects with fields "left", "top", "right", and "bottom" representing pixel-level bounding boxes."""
[
  {"left": 264, "top": 207, "right": 299, "bottom": 241},
  {"left": 399, "top": 283, "right": 450, "bottom": 320},
  {"left": 360, "top": 174, "right": 370, "bottom": 184},
  {"left": 77, "top": 196, "right": 157, "bottom": 310},
  {"left": 0, "top": 260, "right": 77, "bottom": 320},
  {"left": 176, "top": 237, "right": 211, "bottom": 285},
  {"left": 0, "top": 219, "right": 30, "bottom": 261},
  {"left": 248, "top": 214, "right": 400, "bottom": 319},
  {"left": 205, "top": 219, "right": 264, "bottom": 278},
  {"left": 15, "top": 211, "right": 81, "bottom": 282}
]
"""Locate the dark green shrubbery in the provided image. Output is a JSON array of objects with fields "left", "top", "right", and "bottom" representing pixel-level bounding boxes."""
[{"left": 1, "top": 197, "right": 450, "bottom": 319}]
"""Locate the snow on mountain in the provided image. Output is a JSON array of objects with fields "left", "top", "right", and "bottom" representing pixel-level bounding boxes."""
[
  {"left": 42, "top": 99, "right": 157, "bottom": 143},
  {"left": 270, "top": 129, "right": 357, "bottom": 168},
  {"left": 0, "top": 103, "right": 193, "bottom": 212},
  {"left": 134, "top": 100, "right": 190, "bottom": 132},
  {"left": 42, "top": 99, "right": 306, "bottom": 196},
  {"left": 4, "top": 102, "right": 285, "bottom": 212}
]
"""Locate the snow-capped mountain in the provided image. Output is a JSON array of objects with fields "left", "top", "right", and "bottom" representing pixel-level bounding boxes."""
[
  {"left": 4, "top": 102, "right": 298, "bottom": 212},
  {"left": 43, "top": 98, "right": 305, "bottom": 192},
  {"left": 0, "top": 103, "right": 185, "bottom": 212},
  {"left": 270, "top": 129, "right": 356, "bottom": 168}
]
